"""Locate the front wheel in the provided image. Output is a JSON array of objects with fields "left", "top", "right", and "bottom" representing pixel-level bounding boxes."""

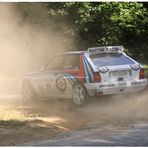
[
  {"left": 21, "top": 81, "right": 38, "bottom": 104},
  {"left": 72, "top": 83, "right": 87, "bottom": 106}
]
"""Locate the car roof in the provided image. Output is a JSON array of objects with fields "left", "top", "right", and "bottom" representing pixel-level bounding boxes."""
[{"left": 61, "top": 51, "right": 86, "bottom": 55}]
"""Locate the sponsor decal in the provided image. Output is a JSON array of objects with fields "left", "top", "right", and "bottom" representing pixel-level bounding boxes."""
[
  {"left": 99, "top": 84, "right": 115, "bottom": 88},
  {"left": 131, "top": 81, "right": 146, "bottom": 85},
  {"left": 88, "top": 46, "right": 124, "bottom": 54},
  {"left": 56, "top": 76, "right": 67, "bottom": 92}
]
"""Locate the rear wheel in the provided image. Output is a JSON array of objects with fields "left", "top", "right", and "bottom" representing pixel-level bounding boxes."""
[{"left": 72, "top": 83, "right": 87, "bottom": 106}]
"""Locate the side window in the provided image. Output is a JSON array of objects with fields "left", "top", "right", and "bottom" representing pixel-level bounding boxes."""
[
  {"left": 63, "top": 55, "right": 80, "bottom": 70},
  {"left": 44, "top": 54, "right": 80, "bottom": 71},
  {"left": 44, "top": 55, "right": 65, "bottom": 70}
]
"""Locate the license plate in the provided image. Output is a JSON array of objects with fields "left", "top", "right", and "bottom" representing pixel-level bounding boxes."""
[
  {"left": 110, "top": 70, "right": 128, "bottom": 77},
  {"left": 118, "top": 82, "right": 127, "bottom": 86}
]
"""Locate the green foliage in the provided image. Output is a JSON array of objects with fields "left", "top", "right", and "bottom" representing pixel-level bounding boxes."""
[{"left": 15, "top": 2, "right": 148, "bottom": 62}]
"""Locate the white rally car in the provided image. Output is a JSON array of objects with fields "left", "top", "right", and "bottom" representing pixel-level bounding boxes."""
[{"left": 21, "top": 46, "right": 147, "bottom": 105}]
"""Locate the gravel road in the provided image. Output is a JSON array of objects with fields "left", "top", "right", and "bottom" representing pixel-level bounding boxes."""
[
  {"left": 0, "top": 78, "right": 148, "bottom": 146},
  {"left": 21, "top": 85, "right": 148, "bottom": 146},
  {"left": 22, "top": 122, "right": 148, "bottom": 146}
]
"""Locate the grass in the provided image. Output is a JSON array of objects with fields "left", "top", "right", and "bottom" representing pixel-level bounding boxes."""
[
  {"left": 0, "top": 106, "right": 26, "bottom": 122},
  {"left": 143, "top": 64, "right": 148, "bottom": 68},
  {"left": 143, "top": 64, "right": 148, "bottom": 75},
  {"left": 0, "top": 105, "right": 67, "bottom": 127}
]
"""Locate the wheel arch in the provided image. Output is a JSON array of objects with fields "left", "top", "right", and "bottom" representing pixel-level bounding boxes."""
[{"left": 72, "top": 81, "right": 89, "bottom": 96}]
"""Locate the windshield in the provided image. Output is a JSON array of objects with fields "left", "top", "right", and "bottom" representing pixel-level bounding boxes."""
[{"left": 90, "top": 53, "right": 135, "bottom": 67}]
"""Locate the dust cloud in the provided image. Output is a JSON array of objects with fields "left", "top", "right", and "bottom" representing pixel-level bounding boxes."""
[
  {"left": 69, "top": 89, "right": 148, "bottom": 127},
  {"left": 0, "top": 3, "right": 75, "bottom": 77},
  {"left": 15, "top": 88, "right": 148, "bottom": 129},
  {"left": 0, "top": 3, "right": 75, "bottom": 97}
]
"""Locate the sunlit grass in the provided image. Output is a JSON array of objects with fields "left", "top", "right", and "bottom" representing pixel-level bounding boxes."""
[
  {"left": 0, "top": 105, "right": 66, "bottom": 122},
  {"left": 0, "top": 105, "right": 68, "bottom": 129},
  {"left": 0, "top": 105, "right": 43, "bottom": 122},
  {"left": 0, "top": 106, "right": 26, "bottom": 121},
  {"left": 143, "top": 64, "right": 148, "bottom": 68},
  {"left": 143, "top": 65, "right": 148, "bottom": 75}
]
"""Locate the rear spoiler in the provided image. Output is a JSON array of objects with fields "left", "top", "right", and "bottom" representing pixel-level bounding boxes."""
[{"left": 88, "top": 46, "right": 124, "bottom": 55}]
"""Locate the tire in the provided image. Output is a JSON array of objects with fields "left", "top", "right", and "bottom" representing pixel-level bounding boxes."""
[
  {"left": 21, "top": 81, "right": 38, "bottom": 104},
  {"left": 72, "top": 83, "right": 88, "bottom": 106}
]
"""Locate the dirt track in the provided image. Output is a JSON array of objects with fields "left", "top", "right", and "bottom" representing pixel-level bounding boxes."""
[
  {"left": 0, "top": 91, "right": 148, "bottom": 146},
  {"left": 0, "top": 79, "right": 148, "bottom": 146}
]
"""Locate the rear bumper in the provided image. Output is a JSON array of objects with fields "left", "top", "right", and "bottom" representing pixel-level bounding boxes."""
[{"left": 85, "top": 79, "right": 147, "bottom": 96}]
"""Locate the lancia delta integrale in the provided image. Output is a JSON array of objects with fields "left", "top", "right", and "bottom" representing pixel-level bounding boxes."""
[{"left": 21, "top": 46, "right": 147, "bottom": 105}]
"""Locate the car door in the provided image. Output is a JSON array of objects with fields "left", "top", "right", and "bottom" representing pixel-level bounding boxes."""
[
  {"left": 38, "top": 55, "right": 73, "bottom": 99},
  {"left": 63, "top": 54, "right": 85, "bottom": 83},
  {"left": 38, "top": 55, "right": 65, "bottom": 98}
]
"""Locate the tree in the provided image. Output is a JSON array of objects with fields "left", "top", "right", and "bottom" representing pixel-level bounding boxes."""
[{"left": 14, "top": 2, "right": 148, "bottom": 62}]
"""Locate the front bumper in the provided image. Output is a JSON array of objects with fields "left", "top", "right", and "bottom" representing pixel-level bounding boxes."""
[{"left": 85, "top": 79, "right": 147, "bottom": 96}]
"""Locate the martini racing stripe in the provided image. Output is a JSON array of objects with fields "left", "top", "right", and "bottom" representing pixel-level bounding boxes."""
[
  {"left": 83, "top": 60, "right": 89, "bottom": 83},
  {"left": 63, "top": 73, "right": 76, "bottom": 85},
  {"left": 83, "top": 57, "right": 94, "bottom": 83},
  {"left": 54, "top": 72, "right": 75, "bottom": 86}
]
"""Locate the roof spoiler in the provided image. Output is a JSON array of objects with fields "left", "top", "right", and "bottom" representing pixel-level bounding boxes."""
[{"left": 88, "top": 46, "right": 124, "bottom": 55}]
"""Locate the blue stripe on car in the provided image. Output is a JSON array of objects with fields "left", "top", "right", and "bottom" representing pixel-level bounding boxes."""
[
  {"left": 63, "top": 73, "right": 76, "bottom": 85},
  {"left": 53, "top": 72, "right": 75, "bottom": 86},
  {"left": 83, "top": 59, "right": 90, "bottom": 83},
  {"left": 83, "top": 57, "right": 94, "bottom": 83}
]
